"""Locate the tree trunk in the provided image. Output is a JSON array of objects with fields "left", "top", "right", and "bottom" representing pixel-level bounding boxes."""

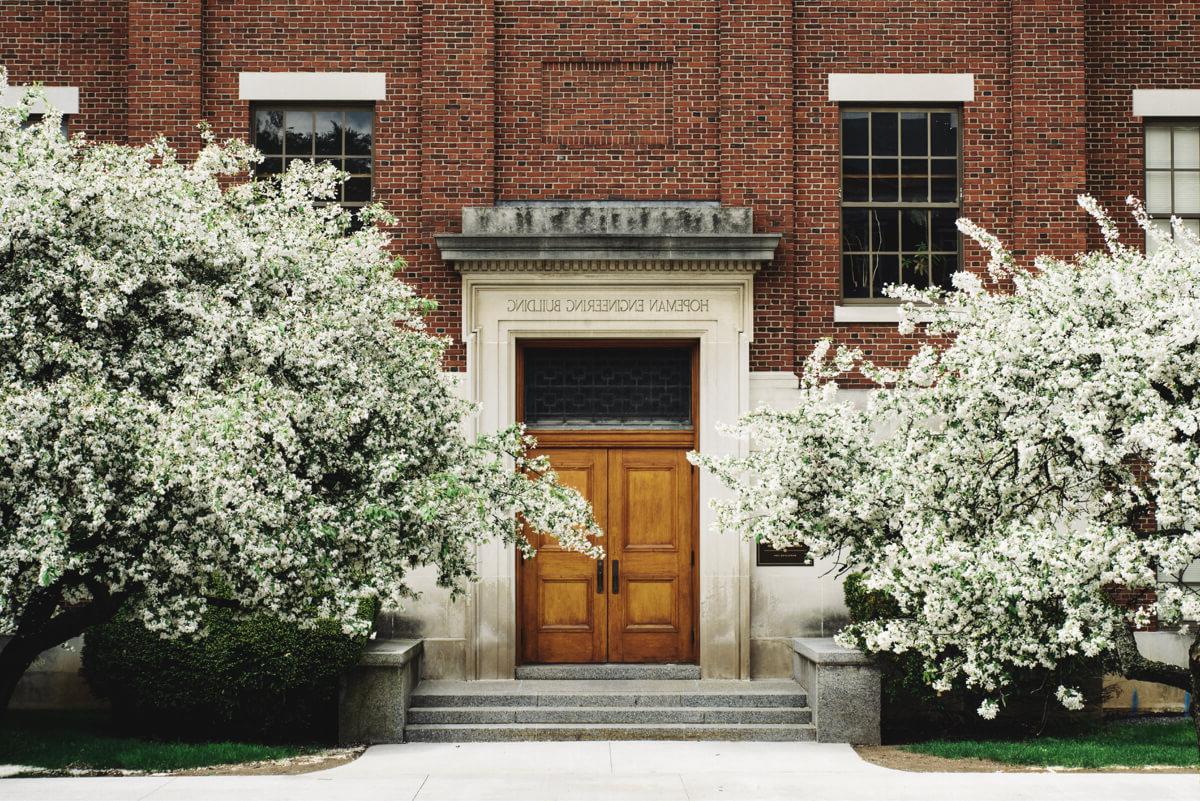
[
  {"left": 0, "top": 585, "right": 127, "bottom": 717},
  {"left": 0, "top": 634, "right": 55, "bottom": 713},
  {"left": 1189, "top": 631, "right": 1199, "bottom": 762}
]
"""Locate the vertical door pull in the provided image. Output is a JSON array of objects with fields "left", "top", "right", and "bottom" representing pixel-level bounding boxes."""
[
  {"left": 611, "top": 559, "right": 620, "bottom": 594},
  {"left": 596, "top": 560, "right": 604, "bottom": 593}
]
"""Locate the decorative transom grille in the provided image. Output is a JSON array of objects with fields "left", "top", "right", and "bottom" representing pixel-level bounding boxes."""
[{"left": 522, "top": 346, "right": 692, "bottom": 429}]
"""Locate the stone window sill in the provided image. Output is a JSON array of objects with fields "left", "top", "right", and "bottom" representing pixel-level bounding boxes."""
[{"left": 833, "top": 305, "right": 903, "bottom": 324}]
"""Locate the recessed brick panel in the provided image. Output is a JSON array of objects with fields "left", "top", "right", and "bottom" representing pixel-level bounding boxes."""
[{"left": 541, "top": 60, "right": 671, "bottom": 148}]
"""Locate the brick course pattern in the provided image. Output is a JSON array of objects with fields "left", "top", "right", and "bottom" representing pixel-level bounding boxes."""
[{"left": 3, "top": 1, "right": 1198, "bottom": 374}]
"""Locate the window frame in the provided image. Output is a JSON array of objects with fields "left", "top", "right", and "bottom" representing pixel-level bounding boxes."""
[
  {"left": 248, "top": 102, "right": 376, "bottom": 209},
  {"left": 838, "top": 104, "right": 963, "bottom": 305},
  {"left": 1143, "top": 119, "right": 1200, "bottom": 247}
]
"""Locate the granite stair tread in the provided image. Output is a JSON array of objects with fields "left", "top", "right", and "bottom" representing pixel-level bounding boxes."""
[
  {"left": 514, "top": 663, "right": 701, "bottom": 680},
  {"left": 407, "top": 705, "right": 813, "bottom": 725},
  {"left": 406, "top": 677, "right": 814, "bottom": 740},
  {"left": 404, "top": 722, "right": 817, "bottom": 742}
]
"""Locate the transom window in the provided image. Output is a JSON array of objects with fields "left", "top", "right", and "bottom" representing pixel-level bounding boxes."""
[
  {"left": 1145, "top": 121, "right": 1200, "bottom": 251},
  {"left": 252, "top": 105, "right": 373, "bottom": 208},
  {"left": 521, "top": 345, "right": 693, "bottom": 430},
  {"left": 841, "top": 108, "right": 960, "bottom": 300}
]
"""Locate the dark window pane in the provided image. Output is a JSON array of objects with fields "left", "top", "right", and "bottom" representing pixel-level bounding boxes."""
[
  {"left": 931, "top": 158, "right": 957, "bottom": 175},
  {"left": 872, "top": 209, "right": 899, "bottom": 252},
  {"left": 901, "top": 159, "right": 928, "bottom": 202},
  {"left": 345, "top": 157, "right": 372, "bottom": 175},
  {"left": 842, "top": 111, "right": 869, "bottom": 156},
  {"left": 843, "top": 176, "right": 869, "bottom": 202},
  {"left": 871, "top": 112, "right": 898, "bottom": 156},
  {"left": 872, "top": 158, "right": 898, "bottom": 202},
  {"left": 842, "top": 208, "right": 869, "bottom": 252},
  {"left": 931, "top": 176, "right": 957, "bottom": 203},
  {"left": 523, "top": 347, "right": 692, "bottom": 428},
  {"left": 843, "top": 255, "right": 871, "bottom": 298},
  {"left": 902, "top": 253, "right": 931, "bottom": 289},
  {"left": 931, "top": 253, "right": 958, "bottom": 289},
  {"left": 843, "top": 157, "right": 869, "bottom": 177},
  {"left": 931, "top": 112, "right": 957, "bottom": 157},
  {"left": 316, "top": 157, "right": 342, "bottom": 171},
  {"left": 315, "top": 111, "right": 342, "bottom": 156},
  {"left": 873, "top": 254, "right": 899, "bottom": 295},
  {"left": 901, "top": 112, "right": 928, "bottom": 156},
  {"left": 254, "top": 109, "right": 283, "bottom": 154},
  {"left": 257, "top": 156, "right": 284, "bottom": 176},
  {"left": 345, "top": 110, "right": 373, "bottom": 155},
  {"left": 931, "top": 209, "right": 958, "bottom": 251},
  {"left": 901, "top": 208, "right": 928, "bottom": 252},
  {"left": 285, "top": 110, "right": 313, "bottom": 155},
  {"left": 344, "top": 177, "right": 372, "bottom": 202}
]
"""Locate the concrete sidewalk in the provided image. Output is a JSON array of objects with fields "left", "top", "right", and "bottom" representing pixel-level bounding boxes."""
[{"left": 0, "top": 741, "right": 1196, "bottom": 800}]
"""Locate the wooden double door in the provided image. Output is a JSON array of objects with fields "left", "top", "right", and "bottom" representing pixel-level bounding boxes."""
[{"left": 518, "top": 445, "right": 696, "bottom": 664}]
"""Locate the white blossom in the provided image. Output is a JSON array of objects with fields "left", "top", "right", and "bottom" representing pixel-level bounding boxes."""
[
  {"left": 1055, "top": 685, "right": 1085, "bottom": 711},
  {"left": 693, "top": 195, "right": 1200, "bottom": 718},
  {"left": 977, "top": 699, "right": 1000, "bottom": 720},
  {"left": 0, "top": 72, "right": 600, "bottom": 659}
]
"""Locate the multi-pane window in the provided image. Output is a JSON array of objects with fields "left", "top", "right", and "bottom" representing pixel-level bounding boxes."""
[
  {"left": 522, "top": 346, "right": 693, "bottom": 429},
  {"left": 252, "top": 105, "right": 373, "bottom": 208},
  {"left": 841, "top": 109, "right": 960, "bottom": 300},
  {"left": 1145, "top": 121, "right": 1200, "bottom": 250}
]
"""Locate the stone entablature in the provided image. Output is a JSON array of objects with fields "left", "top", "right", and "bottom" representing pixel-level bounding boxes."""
[{"left": 436, "top": 203, "right": 781, "bottom": 267}]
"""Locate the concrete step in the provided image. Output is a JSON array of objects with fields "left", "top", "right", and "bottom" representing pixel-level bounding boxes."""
[
  {"left": 407, "top": 705, "right": 812, "bottom": 725},
  {"left": 411, "top": 679, "right": 808, "bottom": 710},
  {"left": 514, "top": 663, "right": 701, "bottom": 680},
  {"left": 404, "top": 722, "right": 817, "bottom": 742},
  {"left": 410, "top": 690, "right": 808, "bottom": 709}
]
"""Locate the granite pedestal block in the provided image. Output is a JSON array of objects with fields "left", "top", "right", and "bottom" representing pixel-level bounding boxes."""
[
  {"left": 338, "top": 638, "right": 423, "bottom": 745},
  {"left": 792, "top": 637, "right": 880, "bottom": 745}
]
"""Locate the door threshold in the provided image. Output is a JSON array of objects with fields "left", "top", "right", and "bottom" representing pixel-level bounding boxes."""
[{"left": 514, "top": 663, "right": 700, "bottom": 681}]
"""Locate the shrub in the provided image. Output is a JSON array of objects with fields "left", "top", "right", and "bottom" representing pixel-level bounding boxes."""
[
  {"left": 82, "top": 605, "right": 374, "bottom": 743},
  {"left": 843, "top": 573, "right": 1101, "bottom": 741}
]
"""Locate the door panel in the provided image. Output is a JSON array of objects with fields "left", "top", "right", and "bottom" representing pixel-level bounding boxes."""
[
  {"left": 606, "top": 448, "right": 694, "bottom": 663},
  {"left": 518, "top": 446, "right": 695, "bottom": 665},
  {"left": 518, "top": 448, "right": 608, "bottom": 664}
]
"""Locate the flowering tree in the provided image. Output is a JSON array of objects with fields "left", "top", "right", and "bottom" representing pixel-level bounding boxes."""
[
  {"left": 693, "top": 196, "right": 1200, "bottom": 746},
  {"left": 0, "top": 76, "right": 600, "bottom": 711}
]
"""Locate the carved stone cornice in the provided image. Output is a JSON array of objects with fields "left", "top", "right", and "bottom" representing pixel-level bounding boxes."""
[
  {"left": 436, "top": 235, "right": 780, "bottom": 270},
  {"left": 448, "top": 257, "right": 765, "bottom": 274}
]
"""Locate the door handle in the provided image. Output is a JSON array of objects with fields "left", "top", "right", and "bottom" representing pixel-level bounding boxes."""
[
  {"left": 596, "top": 560, "right": 604, "bottom": 593},
  {"left": 611, "top": 559, "right": 619, "bottom": 594}
]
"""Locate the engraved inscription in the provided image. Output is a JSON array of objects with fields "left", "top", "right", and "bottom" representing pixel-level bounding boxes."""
[{"left": 505, "top": 297, "right": 710, "bottom": 314}]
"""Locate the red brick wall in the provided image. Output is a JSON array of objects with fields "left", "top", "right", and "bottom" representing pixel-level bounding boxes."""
[
  {"left": 128, "top": 0, "right": 202, "bottom": 150},
  {"left": 0, "top": 1, "right": 127, "bottom": 142},
  {"left": 494, "top": 0, "right": 719, "bottom": 202},
  {"left": 1, "top": 1, "right": 1182, "bottom": 374},
  {"left": 792, "top": 1, "right": 1016, "bottom": 381},
  {"left": 1086, "top": 1, "right": 1200, "bottom": 250}
]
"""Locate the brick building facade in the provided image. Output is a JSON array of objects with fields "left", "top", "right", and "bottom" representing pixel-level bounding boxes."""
[{"left": 3, "top": 2, "right": 1198, "bottom": 688}]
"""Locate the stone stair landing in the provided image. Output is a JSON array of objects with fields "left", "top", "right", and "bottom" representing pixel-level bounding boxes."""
[{"left": 405, "top": 679, "right": 815, "bottom": 742}]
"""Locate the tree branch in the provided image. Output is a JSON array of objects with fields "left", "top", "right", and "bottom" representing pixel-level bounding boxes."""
[{"left": 1106, "top": 624, "right": 1191, "bottom": 692}]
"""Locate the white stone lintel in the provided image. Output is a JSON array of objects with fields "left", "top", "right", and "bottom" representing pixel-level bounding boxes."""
[
  {"left": 1132, "top": 89, "right": 1200, "bottom": 118},
  {"left": 238, "top": 72, "right": 386, "bottom": 102},
  {"left": 1, "top": 85, "right": 79, "bottom": 115},
  {"left": 828, "top": 73, "right": 974, "bottom": 103},
  {"left": 833, "top": 304, "right": 904, "bottom": 324}
]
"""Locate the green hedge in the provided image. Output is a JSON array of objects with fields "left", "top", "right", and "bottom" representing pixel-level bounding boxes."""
[{"left": 82, "top": 605, "right": 374, "bottom": 743}]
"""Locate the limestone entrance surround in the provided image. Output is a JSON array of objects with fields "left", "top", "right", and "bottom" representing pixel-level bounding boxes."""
[{"left": 437, "top": 203, "right": 780, "bottom": 680}]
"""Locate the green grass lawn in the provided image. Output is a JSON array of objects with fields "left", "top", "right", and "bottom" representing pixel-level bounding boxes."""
[
  {"left": 904, "top": 718, "right": 1198, "bottom": 769},
  {"left": 0, "top": 711, "right": 315, "bottom": 773}
]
